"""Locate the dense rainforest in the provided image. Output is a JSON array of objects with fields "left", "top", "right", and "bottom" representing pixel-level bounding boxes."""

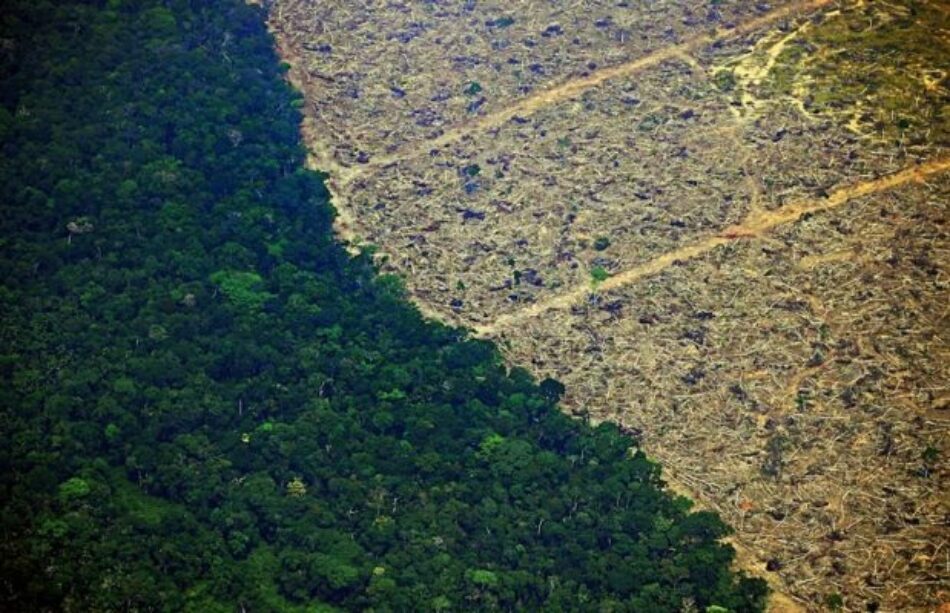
[{"left": 0, "top": 0, "right": 767, "bottom": 610}]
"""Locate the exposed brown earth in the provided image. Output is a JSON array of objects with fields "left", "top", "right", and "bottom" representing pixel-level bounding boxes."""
[{"left": 268, "top": 0, "right": 949, "bottom": 609}]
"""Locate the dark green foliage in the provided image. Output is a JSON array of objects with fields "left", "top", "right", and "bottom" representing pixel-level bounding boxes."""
[{"left": 0, "top": 0, "right": 766, "bottom": 610}]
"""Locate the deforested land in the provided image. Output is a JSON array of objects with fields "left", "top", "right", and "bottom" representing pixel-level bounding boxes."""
[{"left": 270, "top": 0, "right": 949, "bottom": 609}]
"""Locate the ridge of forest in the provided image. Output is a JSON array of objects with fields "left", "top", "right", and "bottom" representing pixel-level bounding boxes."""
[{"left": 0, "top": 0, "right": 765, "bottom": 611}]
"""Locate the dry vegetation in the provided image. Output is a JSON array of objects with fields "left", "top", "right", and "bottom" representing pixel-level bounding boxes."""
[
  {"left": 500, "top": 177, "right": 949, "bottom": 610},
  {"left": 270, "top": 0, "right": 830, "bottom": 167},
  {"left": 269, "top": 0, "right": 949, "bottom": 610}
]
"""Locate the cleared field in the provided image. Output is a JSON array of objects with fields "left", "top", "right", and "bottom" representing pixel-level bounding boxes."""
[
  {"left": 270, "top": 0, "right": 949, "bottom": 609},
  {"left": 271, "top": 0, "right": 830, "bottom": 169},
  {"left": 344, "top": 58, "right": 754, "bottom": 324},
  {"left": 498, "top": 176, "right": 949, "bottom": 609}
]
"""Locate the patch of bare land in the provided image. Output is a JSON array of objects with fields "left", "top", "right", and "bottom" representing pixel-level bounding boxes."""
[
  {"left": 271, "top": 0, "right": 832, "bottom": 166},
  {"left": 269, "top": 0, "right": 949, "bottom": 610},
  {"left": 500, "top": 175, "right": 949, "bottom": 610}
]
